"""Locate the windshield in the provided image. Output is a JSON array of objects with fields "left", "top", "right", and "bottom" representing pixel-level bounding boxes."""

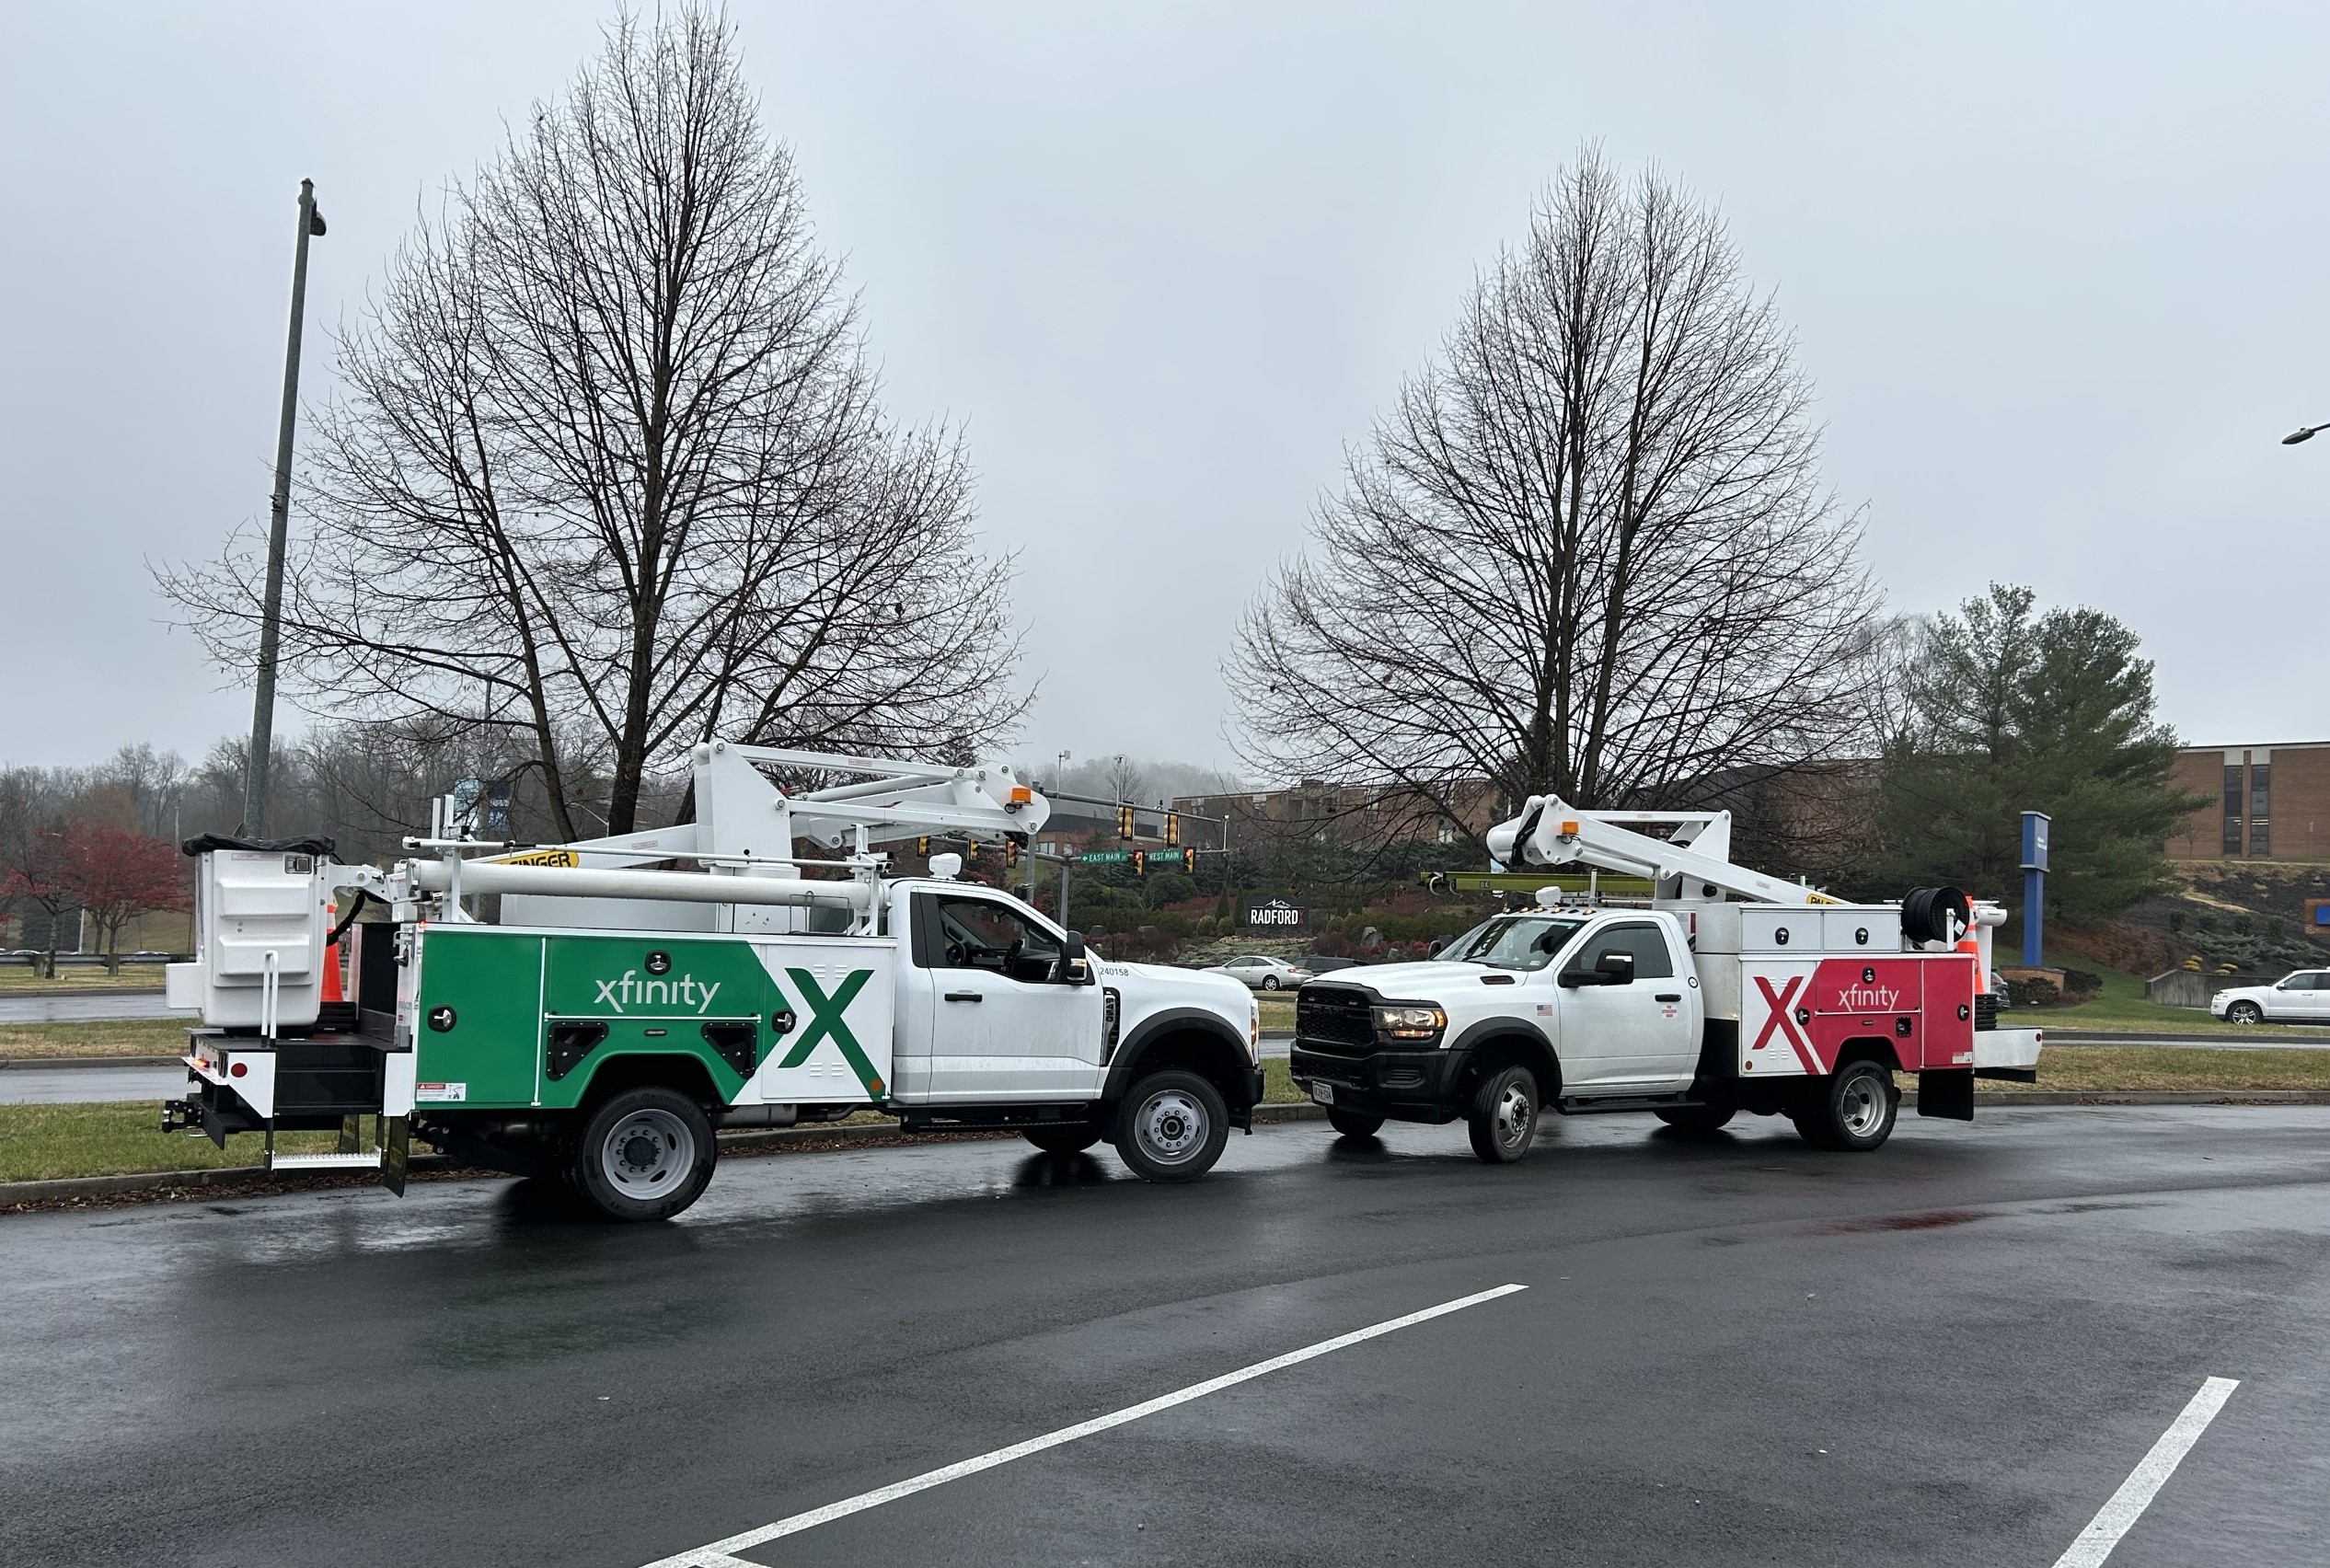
[{"left": 1436, "top": 914, "right": 1588, "bottom": 971}]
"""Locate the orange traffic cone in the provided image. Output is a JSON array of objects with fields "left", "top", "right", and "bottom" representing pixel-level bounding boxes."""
[{"left": 322, "top": 904, "right": 346, "bottom": 1004}]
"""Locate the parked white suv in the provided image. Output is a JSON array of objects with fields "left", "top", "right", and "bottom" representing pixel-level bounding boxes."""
[{"left": 2211, "top": 970, "right": 2330, "bottom": 1025}]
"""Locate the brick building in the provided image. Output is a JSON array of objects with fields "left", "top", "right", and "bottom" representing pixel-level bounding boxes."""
[{"left": 2166, "top": 743, "right": 2330, "bottom": 862}]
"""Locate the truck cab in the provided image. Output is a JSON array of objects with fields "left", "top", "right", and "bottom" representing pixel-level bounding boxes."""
[{"left": 1290, "top": 908, "right": 1706, "bottom": 1160}]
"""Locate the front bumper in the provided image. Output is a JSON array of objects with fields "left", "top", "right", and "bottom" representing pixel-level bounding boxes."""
[{"left": 1289, "top": 1041, "right": 1465, "bottom": 1124}]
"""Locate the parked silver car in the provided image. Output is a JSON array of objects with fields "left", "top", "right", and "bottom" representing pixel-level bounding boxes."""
[{"left": 1206, "top": 955, "right": 1306, "bottom": 990}]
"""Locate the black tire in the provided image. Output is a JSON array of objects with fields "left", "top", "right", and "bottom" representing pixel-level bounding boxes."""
[
  {"left": 1023, "top": 1124, "right": 1102, "bottom": 1154},
  {"left": 1793, "top": 1060, "right": 1897, "bottom": 1152},
  {"left": 1655, "top": 1104, "right": 1736, "bottom": 1133},
  {"left": 1466, "top": 1065, "right": 1540, "bottom": 1164},
  {"left": 569, "top": 1087, "right": 717, "bottom": 1221},
  {"left": 2227, "top": 1000, "right": 2264, "bottom": 1025},
  {"left": 1262, "top": 974, "right": 1282, "bottom": 990},
  {"left": 1112, "top": 1069, "right": 1230, "bottom": 1182},
  {"left": 1326, "top": 1108, "right": 1385, "bottom": 1138}
]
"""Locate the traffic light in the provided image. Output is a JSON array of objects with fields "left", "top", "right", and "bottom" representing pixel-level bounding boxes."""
[
  {"left": 1004, "top": 837, "right": 1021, "bottom": 868},
  {"left": 1163, "top": 813, "right": 1178, "bottom": 847},
  {"left": 966, "top": 840, "right": 981, "bottom": 862},
  {"left": 917, "top": 836, "right": 930, "bottom": 857},
  {"left": 1118, "top": 804, "right": 1134, "bottom": 840},
  {"left": 1132, "top": 849, "right": 1146, "bottom": 877}
]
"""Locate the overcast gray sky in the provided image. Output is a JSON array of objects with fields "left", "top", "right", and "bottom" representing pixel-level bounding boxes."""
[{"left": 4, "top": 1, "right": 2324, "bottom": 781}]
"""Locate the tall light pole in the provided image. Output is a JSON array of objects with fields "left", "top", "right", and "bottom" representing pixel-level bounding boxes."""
[{"left": 242, "top": 179, "right": 327, "bottom": 837}]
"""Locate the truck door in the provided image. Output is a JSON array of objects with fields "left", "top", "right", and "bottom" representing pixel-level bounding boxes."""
[
  {"left": 1556, "top": 918, "right": 1697, "bottom": 1092},
  {"left": 909, "top": 892, "right": 1105, "bottom": 1101}
]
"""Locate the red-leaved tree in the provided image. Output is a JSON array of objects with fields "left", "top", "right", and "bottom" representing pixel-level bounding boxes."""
[{"left": 58, "top": 824, "right": 190, "bottom": 974}]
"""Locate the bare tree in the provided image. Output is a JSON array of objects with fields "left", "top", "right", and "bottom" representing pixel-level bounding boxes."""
[
  {"left": 1102, "top": 754, "right": 1149, "bottom": 805},
  {"left": 1228, "top": 149, "right": 1885, "bottom": 836},
  {"left": 161, "top": 6, "right": 1025, "bottom": 839}
]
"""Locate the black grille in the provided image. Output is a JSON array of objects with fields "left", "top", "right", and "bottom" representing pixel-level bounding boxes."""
[
  {"left": 1975, "top": 993, "right": 1998, "bottom": 1032},
  {"left": 1297, "top": 986, "right": 1375, "bottom": 1052}
]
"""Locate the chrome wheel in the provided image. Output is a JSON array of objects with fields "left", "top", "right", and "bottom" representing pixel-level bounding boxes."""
[
  {"left": 598, "top": 1107, "right": 696, "bottom": 1199},
  {"left": 1491, "top": 1078, "right": 1534, "bottom": 1151},
  {"left": 2228, "top": 1001, "right": 2263, "bottom": 1025},
  {"left": 1133, "top": 1087, "right": 1209, "bottom": 1167},
  {"left": 1839, "top": 1072, "right": 1887, "bottom": 1139}
]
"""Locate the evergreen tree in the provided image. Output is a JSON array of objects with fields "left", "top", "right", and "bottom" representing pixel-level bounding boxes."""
[{"left": 1877, "top": 584, "right": 2200, "bottom": 923}]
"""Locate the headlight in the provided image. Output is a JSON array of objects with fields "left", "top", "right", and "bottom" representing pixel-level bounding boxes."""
[{"left": 1374, "top": 1005, "right": 1447, "bottom": 1042}]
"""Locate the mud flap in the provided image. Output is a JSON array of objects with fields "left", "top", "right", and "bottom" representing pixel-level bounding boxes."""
[
  {"left": 1916, "top": 1067, "right": 1975, "bottom": 1121},
  {"left": 380, "top": 1116, "right": 410, "bottom": 1196}
]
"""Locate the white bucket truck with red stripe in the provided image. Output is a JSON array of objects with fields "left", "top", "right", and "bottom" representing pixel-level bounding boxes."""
[{"left": 1285, "top": 799, "right": 2045, "bottom": 1162}]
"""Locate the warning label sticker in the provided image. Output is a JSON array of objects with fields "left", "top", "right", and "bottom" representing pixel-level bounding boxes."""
[{"left": 415, "top": 1082, "right": 467, "bottom": 1102}]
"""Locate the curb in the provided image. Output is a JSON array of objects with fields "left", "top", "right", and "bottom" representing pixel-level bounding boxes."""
[
  {"left": 718, "top": 1101, "right": 1331, "bottom": 1154},
  {"left": 2042, "top": 1034, "right": 2330, "bottom": 1047},
  {"left": 0, "top": 1055, "right": 185, "bottom": 1071},
  {"left": 0, "top": 1155, "right": 461, "bottom": 1205},
  {"left": 0, "top": 986, "right": 170, "bottom": 999},
  {"left": 1967, "top": 1090, "right": 2330, "bottom": 1107}
]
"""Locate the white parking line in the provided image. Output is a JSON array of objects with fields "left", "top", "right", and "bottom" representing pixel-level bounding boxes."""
[
  {"left": 2051, "top": 1376, "right": 2240, "bottom": 1568},
  {"left": 638, "top": 1282, "right": 1530, "bottom": 1568}
]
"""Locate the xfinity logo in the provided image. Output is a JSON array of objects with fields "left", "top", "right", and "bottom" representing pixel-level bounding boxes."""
[
  {"left": 1836, "top": 983, "right": 1900, "bottom": 1011},
  {"left": 592, "top": 971, "right": 722, "bottom": 1013}
]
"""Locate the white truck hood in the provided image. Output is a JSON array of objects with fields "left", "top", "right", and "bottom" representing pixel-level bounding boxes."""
[
  {"left": 1098, "top": 960, "right": 1254, "bottom": 1022},
  {"left": 1298, "top": 961, "right": 1506, "bottom": 1000}
]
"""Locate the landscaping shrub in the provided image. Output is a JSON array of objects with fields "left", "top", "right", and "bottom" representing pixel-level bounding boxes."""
[{"left": 2006, "top": 976, "right": 2062, "bottom": 1009}]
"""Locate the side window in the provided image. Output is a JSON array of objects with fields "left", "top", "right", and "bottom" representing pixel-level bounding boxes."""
[
  {"left": 1584, "top": 922, "right": 1674, "bottom": 980},
  {"left": 931, "top": 896, "right": 1061, "bottom": 983}
]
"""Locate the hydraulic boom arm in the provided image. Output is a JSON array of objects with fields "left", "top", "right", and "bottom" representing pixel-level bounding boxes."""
[{"left": 1483, "top": 795, "right": 1834, "bottom": 906}]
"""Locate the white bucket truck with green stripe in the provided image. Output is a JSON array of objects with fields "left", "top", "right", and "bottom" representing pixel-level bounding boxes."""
[{"left": 164, "top": 744, "right": 1262, "bottom": 1220}]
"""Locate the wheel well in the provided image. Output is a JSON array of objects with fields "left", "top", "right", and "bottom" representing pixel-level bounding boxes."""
[
  {"left": 1114, "top": 1028, "right": 1254, "bottom": 1114},
  {"left": 576, "top": 1052, "right": 722, "bottom": 1113},
  {"left": 1832, "top": 1039, "right": 1903, "bottom": 1077},
  {"left": 1456, "top": 1031, "right": 1562, "bottom": 1103}
]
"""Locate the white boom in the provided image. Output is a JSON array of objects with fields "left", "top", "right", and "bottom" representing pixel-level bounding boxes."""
[
  {"left": 1483, "top": 795, "right": 1835, "bottom": 907},
  {"left": 406, "top": 742, "right": 1050, "bottom": 936}
]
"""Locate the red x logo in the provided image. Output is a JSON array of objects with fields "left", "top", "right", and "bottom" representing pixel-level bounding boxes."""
[{"left": 1751, "top": 974, "right": 1821, "bottom": 1074}]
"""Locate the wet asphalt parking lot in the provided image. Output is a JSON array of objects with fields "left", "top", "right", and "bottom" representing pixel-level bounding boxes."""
[{"left": 4, "top": 1104, "right": 2326, "bottom": 1567}]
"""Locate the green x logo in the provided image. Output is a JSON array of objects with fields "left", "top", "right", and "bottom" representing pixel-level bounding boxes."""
[{"left": 778, "top": 968, "right": 882, "bottom": 1097}]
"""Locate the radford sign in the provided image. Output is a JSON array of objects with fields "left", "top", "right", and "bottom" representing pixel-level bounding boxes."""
[{"left": 1242, "top": 897, "right": 1308, "bottom": 931}]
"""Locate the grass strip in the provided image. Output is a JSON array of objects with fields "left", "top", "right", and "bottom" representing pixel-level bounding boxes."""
[
  {"left": 0, "top": 1019, "right": 190, "bottom": 1060},
  {"left": 1974, "top": 1045, "right": 2330, "bottom": 1094},
  {"left": 0, "top": 964, "right": 170, "bottom": 992},
  {"left": 0, "top": 1101, "right": 339, "bottom": 1183}
]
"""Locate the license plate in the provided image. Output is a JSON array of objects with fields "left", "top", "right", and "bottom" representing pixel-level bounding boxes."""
[{"left": 1310, "top": 1081, "right": 1335, "bottom": 1106}]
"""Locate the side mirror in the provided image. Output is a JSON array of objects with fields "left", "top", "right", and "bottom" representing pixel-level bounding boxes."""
[
  {"left": 1594, "top": 949, "right": 1636, "bottom": 985},
  {"left": 1059, "top": 930, "right": 1090, "bottom": 985}
]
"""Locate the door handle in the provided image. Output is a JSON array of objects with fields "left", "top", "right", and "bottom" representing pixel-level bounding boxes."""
[
  {"left": 1655, "top": 993, "right": 1682, "bottom": 1003},
  {"left": 943, "top": 991, "right": 984, "bottom": 1003}
]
